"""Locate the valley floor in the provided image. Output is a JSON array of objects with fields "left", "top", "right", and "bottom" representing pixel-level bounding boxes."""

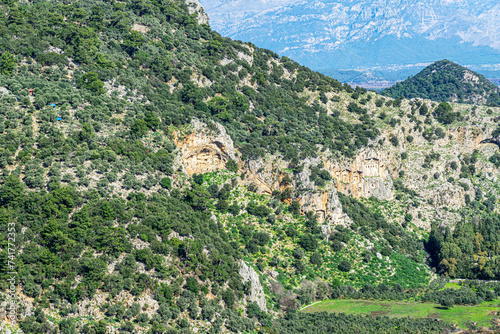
[{"left": 301, "top": 298, "right": 500, "bottom": 330}]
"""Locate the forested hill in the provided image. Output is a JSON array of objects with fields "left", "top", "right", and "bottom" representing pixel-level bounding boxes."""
[
  {"left": 382, "top": 60, "right": 500, "bottom": 106},
  {"left": 0, "top": 0, "right": 500, "bottom": 333}
]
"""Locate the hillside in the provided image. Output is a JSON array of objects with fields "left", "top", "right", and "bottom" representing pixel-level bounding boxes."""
[
  {"left": 0, "top": 0, "right": 500, "bottom": 333},
  {"left": 198, "top": 0, "right": 500, "bottom": 83},
  {"left": 382, "top": 60, "right": 500, "bottom": 105}
]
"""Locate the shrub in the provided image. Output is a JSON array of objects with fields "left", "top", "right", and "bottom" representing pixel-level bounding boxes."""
[
  {"left": 253, "top": 232, "right": 270, "bottom": 246},
  {"left": 247, "top": 183, "right": 258, "bottom": 192},
  {"left": 228, "top": 203, "right": 240, "bottom": 216},
  {"left": 225, "top": 159, "right": 238, "bottom": 172},
  {"left": 160, "top": 177, "right": 171, "bottom": 189},
  {"left": 222, "top": 289, "right": 235, "bottom": 308},
  {"left": 289, "top": 200, "right": 301, "bottom": 215},
  {"left": 440, "top": 297, "right": 455, "bottom": 308},
  {"left": 381, "top": 247, "right": 392, "bottom": 257},
  {"left": 130, "top": 119, "right": 148, "bottom": 137},
  {"left": 389, "top": 135, "right": 399, "bottom": 147},
  {"left": 433, "top": 102, "right": 459, "bottom": 124},
  {"left": 299, "top": 234, "right": 317, "bottom": 252},
  {"left": 310, "top": 252, "right": 322, "bottom": 265},
  {"left": 246, "top": 201, "right": 271, "bottom": 218},
  {"left": 331, "top": 239, "right": 343, "bottom": 252},
  {"left": 77, "top": 72, "right": 106, "bottom": 95},
  {"left": 338, "top": 260, "right": 352, "bottom": 272},
  {"left": 216, "top": 199, "right": 229, "bottom": 212},
  {"left": 185, "top": 277, "right": 200, "bottom": 294}
]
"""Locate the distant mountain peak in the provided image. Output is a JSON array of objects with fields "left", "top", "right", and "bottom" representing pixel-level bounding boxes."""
[{"left": 382, "top": 60, "right": 500, "bottom": 105}]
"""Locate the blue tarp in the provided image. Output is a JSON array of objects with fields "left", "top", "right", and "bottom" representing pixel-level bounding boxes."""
[
  {"left": 57, "top": 117, "right": 62, "bottom": 121},
  {"left": 49, "top": 103, "right": 56, "bottom": 108}
]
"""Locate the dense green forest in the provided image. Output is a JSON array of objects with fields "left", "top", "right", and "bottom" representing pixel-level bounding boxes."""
[
  {"left": 382, "top": 59, "right": 500, "bottom": 106},
  {"left": 0, "top": 0, "right": 499, "bottom": 333}
]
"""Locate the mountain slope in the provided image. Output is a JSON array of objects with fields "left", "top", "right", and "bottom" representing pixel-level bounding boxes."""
[
  {"left": 0, "top": 0, "right": 500, "bottom": 333},
  {"left": 199, "top": 0, "right": 500, "bottom": 82},
  {"left": 382, "top": 60, "right": 500, "bottom": 105}
]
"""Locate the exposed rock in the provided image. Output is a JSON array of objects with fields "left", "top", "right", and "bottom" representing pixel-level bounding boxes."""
[
  {"left": 220, "top": 57, "right": 233, "bottom": 66},
  {"left": 326, "top": 148, "right": 393, "bottom": 200},
  {"left": 246, "top": 158, "right": 281, "bottom": 194},
  {"left": 167, "top": 231, "right": 194, "bottom": 241},
  {"left": 239, "top": 261, "right": 267, "bottom": 312},
  {"left": 131, "top": 238, "right": 150, "bottom": 250},
  {"left": 174, "top": 119, "right": 236, "bottom": 176},
  {"left": 236, "top": 48, "right": 254, "bottom": 66},
  {"left": 131, "top": 24, "right": 149, "bottom": 33},
  {"left": 185, "top": 0, "right": 209, "bottom": 25},
  {"left": 47, "top": 46, "right": 63, "bottom": 54}
]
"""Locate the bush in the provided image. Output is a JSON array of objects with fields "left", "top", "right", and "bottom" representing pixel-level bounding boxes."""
[
  {"left": 130, "top": 119, "right": 148, "bottom": 137},
  {"left": 246, "top": 302, "right": 261, "bottom": 318},
  {"left": 253, "top": 232, "right": 270, "bottom": 246},
  {"left": 77, "top": 72, "right": 106, "bottom": 95},
  {"left": 331, "top": 239, "right": 343, "bottom": 252},
  {"left": 310, "top": 251, "right": 322, "bottom": 265},
  {"left": 289, "top": 200, "right": 301, "bottom": 215},
  {"left": 246, "top": 201, "right": 271, "bottom": 218},
  {"left": 216, "top": 199, "right": 229, "bottom": 212},
  {"left": 225, "top": 159, "right": 238, "bottom": 172},
  {"left": 338, "top": 260, "right": 352, "bottom": 272},
  {"left": 440, "top": 297, "right": 455, "bottom": 308},
  {"left": 160, "top": 177, "right": 171, "bottom": 189},
  {"left": 247, "top": 183, "right": 258, "bottom": 192},
  {"left": 185, "top": 277, "right": 200, "bottom": 294},
  {"left": 299, "top": 234, "right": 318, "bottom": 252},
  {"left": 228, "top": 202, "right": 240, "bottom": 215},
  {"left": 433, "top": 102, "right": 459, "bottom": 124},
  {"left": 222, "top": 289, "right": 235, "bottom": 308},
  {"left": 380, "top": 247, "right": 392, "bottom": 257},
  {"left": 389, "top": 135, "right": 399, "bottom": 147}
]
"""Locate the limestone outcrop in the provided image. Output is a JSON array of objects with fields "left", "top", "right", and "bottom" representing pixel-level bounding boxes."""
[
  {"left": 185, "top": 0, "right": 209, "bottom": 25},
  {"left": 325, "top": 149, "right": 393, "bottom": 200},
  {"left": 245, "top": 158, "right": 281, "bottom": 195},
  {"left": 239, "top": 260, "right": 267, "bottom": 312},
  {"left": 174, "top": 119, "right": 236, "bottom": 176}
]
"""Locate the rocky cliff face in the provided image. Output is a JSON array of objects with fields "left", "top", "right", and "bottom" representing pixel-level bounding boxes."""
[
  {"left": 325, "top": 149, "right": 393, "bottom": 200},
  {"left": 174, "top": 119, "right": 236, "bottom": 176},
  {"left": 239, "top": 261, "right": 267, "bottom": 312}
]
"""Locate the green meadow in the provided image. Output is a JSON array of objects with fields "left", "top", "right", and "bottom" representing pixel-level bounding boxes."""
[{"left": 301, "top": 299, "right": 500, "bottom": 329}]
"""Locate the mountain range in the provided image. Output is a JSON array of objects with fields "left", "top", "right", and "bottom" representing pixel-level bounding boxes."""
[{"left": 199, "top": 0, "right": 500, "bottom": 84}]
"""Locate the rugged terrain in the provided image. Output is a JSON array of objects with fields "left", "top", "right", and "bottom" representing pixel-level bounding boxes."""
[{"left": 0, "top": 0, "right": 499, "bottom": 333}]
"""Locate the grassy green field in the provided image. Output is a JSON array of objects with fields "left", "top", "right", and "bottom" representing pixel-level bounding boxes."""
[{"left": 301, "top": 299, "right": 500, "bottom": 329}]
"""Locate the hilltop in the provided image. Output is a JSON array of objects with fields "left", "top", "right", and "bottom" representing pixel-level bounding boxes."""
[
  {"left": 382, "top": 60, "right": 500, "bottom": 105},
  {"left": 0, "top": 0, "right": 499, "bottom": 333}
]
